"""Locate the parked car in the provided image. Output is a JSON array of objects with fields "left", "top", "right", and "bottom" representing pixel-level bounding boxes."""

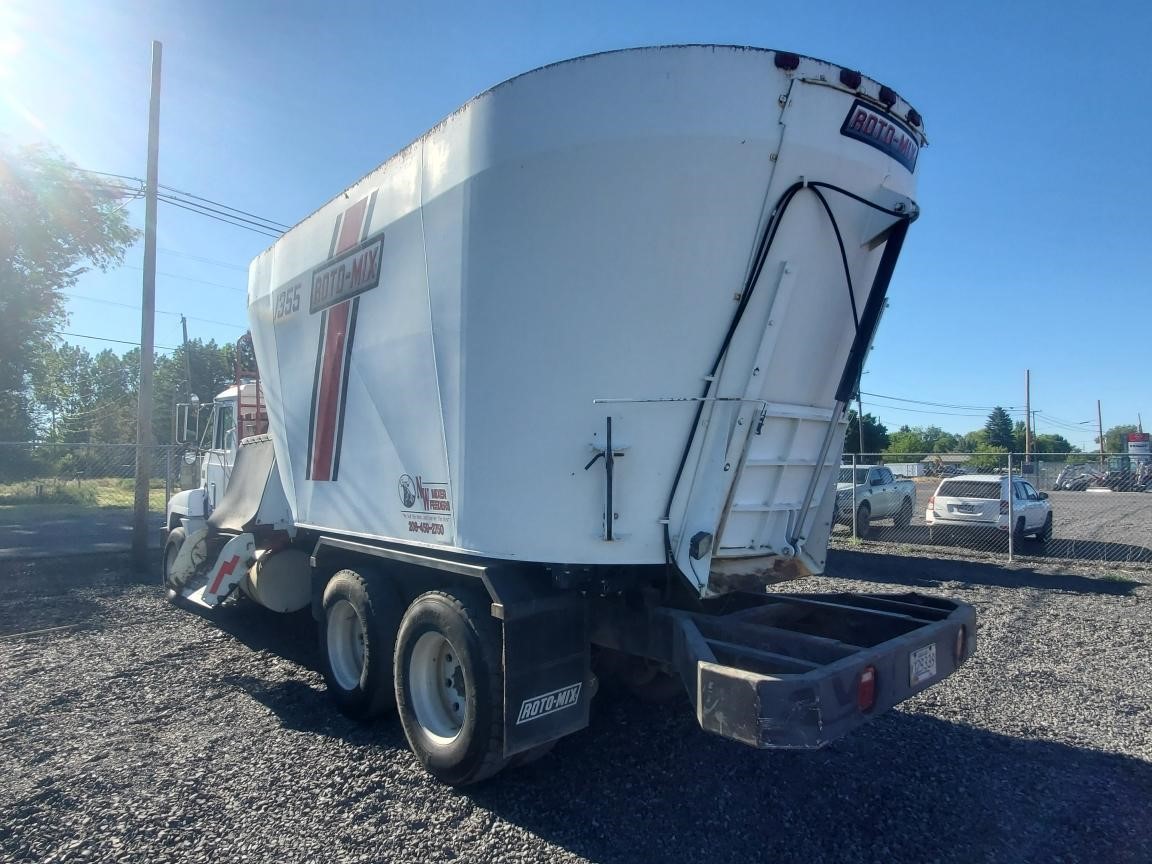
[
  {"left": 925, "top": 474, "right": 1052, "bottom": 544},
  {"left": 1054, "top": 464, "right": 1099, "bottom": 492},
  {"left": 924, "top": 462, "right": 967, "bottom": 477},
  {"left": 836, "top": 464, "right": 916, "bottom": 532}
]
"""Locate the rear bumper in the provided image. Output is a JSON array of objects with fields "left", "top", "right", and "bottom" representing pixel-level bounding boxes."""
[
  {"left": 926, "top": 514, "right": 1008, "bottom": 532},
  {"left": 670, "top": 592, "right": 976, "bottom": 748}
]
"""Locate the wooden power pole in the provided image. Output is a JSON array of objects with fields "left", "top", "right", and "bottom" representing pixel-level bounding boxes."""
[
  {"left": 132, "top": 41, "right": 163, "bottom": 570},
  {"left": 1097, "top": 399, "right": 1104, "bottom": 466},
  {"left": 1024, "top": 369, "right": 1031, "bottom": 462}
]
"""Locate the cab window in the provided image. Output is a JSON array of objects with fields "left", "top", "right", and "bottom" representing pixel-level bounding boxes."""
[{"left": 214, "top": 403, "right": 236, "bottom": 450}]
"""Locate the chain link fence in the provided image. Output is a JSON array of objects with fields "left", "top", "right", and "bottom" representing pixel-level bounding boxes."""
[
  {"left": 0, "top": 442, "right": 194, "bottom": 557},
  {"left": 3, "top": 441, "right": 1151, "bottom": 568},
  {"left": 832, "top": 452, "right": 1152, "bottom": 567}
]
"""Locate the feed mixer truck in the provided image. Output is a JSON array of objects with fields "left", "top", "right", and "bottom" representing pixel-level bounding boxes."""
[{"left": 164, "top": 45, "right": 975, "bottom": 785}]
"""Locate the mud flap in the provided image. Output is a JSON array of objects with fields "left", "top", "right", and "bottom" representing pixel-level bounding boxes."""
[
  {"left": 184, "top": 533, "right": 256, "bottom": 609},
  {"left": 483, "top": 570, "right": 591, "bottom": 758}
]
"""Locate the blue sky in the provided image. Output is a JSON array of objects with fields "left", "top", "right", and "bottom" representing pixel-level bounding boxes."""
[{"left": 2, "top": 0, "right": 1149, "bottom": 450}]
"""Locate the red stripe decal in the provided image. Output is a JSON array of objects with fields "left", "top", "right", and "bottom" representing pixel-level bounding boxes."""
[
  {"left": 309, "top": 300, "right": 351, "bottom": 481},
  {"left": 307, "top": 196, "right": 371, "bottom": 482},
  {"left": 208, "top": 554, "right": 241, "bottom": 596},
  {"left": 335, "top": 199, "right": 367, "bottom": 254}
]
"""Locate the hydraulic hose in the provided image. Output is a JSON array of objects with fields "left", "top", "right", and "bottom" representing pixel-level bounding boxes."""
[{"left": 662, "top": 180, "right": 915, "bottom": 570}]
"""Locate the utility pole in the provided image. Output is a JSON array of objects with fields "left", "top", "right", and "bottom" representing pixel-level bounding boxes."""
[
  {"left": 1024, "top": 369, "right": 1031, "bottom": 464},
  {"left": 132, "top": 41, "right": 162, "bottom": 571},
  {"left": 1097, "top": 399, "right": 1104, "bottom": 467},
  {"left": 857, "top": 395, "right": 865, "bottom": 456},
  {"left": 181, "top": 314, "right": 192, "bottom": 398}
]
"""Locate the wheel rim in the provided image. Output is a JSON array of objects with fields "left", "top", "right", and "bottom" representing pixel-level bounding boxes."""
[
  {"left": 327, "top": 599, "right": 367, "bottom": 691},
  {"left": 408, "top": 631, "right": 466, "bottom": 744}
]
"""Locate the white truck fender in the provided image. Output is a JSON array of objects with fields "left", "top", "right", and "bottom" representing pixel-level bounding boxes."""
[{"left": 166, "top": 487, "right": 209, "bottom": 530}]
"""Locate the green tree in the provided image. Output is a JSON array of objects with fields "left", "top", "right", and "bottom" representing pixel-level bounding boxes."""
[
  {"left": 152, "top": 338, "right": 238, "bottom": 444},
  {"left": 885, "top": 424, "right": 961, "bottom": 456},
  {"left": 958, "top": 429, "right": 988, "bottom": 452},
  {"left": 984, "top": 407, "right": 1015, "bottom": 450},
  {"left": 885, "top": 425, "right": 928, "bottom": 455},
  {"left": 1012, "top": 421, "right": 1027, "bottom": 453},
  {"left": 970, "top": 446, "right": 1009, "bottom": 472},
  {"left": 0, "top": 142, "right": 139, "bottom": 440},
  {"left": 30, "top": 343, "right": 97, "bottom": 441},
  {"left": 843, "top": 410, "right": 889, "bottom": 456},
  {"left": 1033, "top": 433, "right": 1074, "bottom": 457},
  {"left": 88, "top": 349, "right": 136, "bottom": 444},
  {"left": 1100, "top": 424, "right": 1139, "bottom": 455},
  {"left": 931, "top": 431, "right": 961, "bottom": 453}
]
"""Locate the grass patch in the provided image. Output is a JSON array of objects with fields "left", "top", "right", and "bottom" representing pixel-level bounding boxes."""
[
  {"left": 0, "top": 477, "right": 168, "bottom": 512},
  {"left": 1097, "top": 572, "right": 1140, "bottom": 584}
]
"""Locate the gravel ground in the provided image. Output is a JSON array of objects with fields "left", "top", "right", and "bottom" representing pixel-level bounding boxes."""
[{"left": 1, "top": 551, "right": 1150, "bottom": 864}]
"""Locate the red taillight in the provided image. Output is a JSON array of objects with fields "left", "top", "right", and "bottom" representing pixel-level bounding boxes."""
[
  {"left": 858, "top": 665, "right": 877, "bottom": 712},
  {"left": 928, "top": 495, "right": 935, "bottom": 510},
  {"left": 1000, "top": 500, "right": 1009, "bottom": 514}
]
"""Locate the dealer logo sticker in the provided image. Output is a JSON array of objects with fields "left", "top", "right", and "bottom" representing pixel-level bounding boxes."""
[{"left": 516, "top": 682, "right": 583, "bottom": 724}]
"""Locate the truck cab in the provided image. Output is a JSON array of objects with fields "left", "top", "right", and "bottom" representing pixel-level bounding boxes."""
[{"left": 166, "top": 381, "right": 266, "bottom": 531}]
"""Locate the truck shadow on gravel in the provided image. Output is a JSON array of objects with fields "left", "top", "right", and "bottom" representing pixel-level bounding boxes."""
[
  {"left": 186, "top": 603, "right": 322, "bottom": 673},
  {"left": 824, "top": 549, "right": 1145, "bottom": 596},
  {"left": 468, "top": 695, "right": 1152, "bottom": 864}
]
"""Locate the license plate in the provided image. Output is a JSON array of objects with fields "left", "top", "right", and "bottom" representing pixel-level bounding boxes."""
[
  {"left": 955, "top": 504, "right": 975, "bottom": 514},
  {"left": 910, "top": 643, "right": 937, "bottom": 686}
]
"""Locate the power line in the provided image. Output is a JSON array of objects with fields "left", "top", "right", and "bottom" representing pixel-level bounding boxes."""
[
  {"left": 158, "top": 192, "right": 285, "bottom": 234},
  {"left": 57, "top": 331, "right": 177, "bottom": 351},
  {"left": 121, "top": 264, "right": 245, "bottom": 292},
  {"left": 158, "top": 183, "right": 292, "bottom": 231},
  {"left": 70, "top": 165, "right": 287, "bottom": 239},
  {"left": 865, "top": 404, "right": 1003, "bottom": 419},
  {"left": 862, "top": 391, "right": 1021, "bottom": 412},
  {"left": 63, "top": 292, "right": 247, "bottom": 329},
  {"left": 158, "top": 247, "right": 247, "bottom": 272},
  {"left": 159, "top": 195, "right": 282, "bottom": 239}
]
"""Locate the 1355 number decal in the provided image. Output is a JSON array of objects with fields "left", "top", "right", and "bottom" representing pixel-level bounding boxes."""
[{"left": 274, "top": 283, "right": 301, "bottom": 321}]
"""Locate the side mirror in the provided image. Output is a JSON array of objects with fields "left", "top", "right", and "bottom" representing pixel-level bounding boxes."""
[{"left": 1039, "top": 492, "right": 1049, "bottom": 500}]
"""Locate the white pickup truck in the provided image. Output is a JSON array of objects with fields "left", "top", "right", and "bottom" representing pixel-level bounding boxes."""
[{"left": 837, "top": 465, "right": 916, "bottom": 532}]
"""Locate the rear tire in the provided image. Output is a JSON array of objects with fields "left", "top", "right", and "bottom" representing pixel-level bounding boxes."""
[
  {"left": 319, "top": 568, "right": 404, "bottom": 720},
  {"left": 1036, "top": 513, "right": 1053, "bottom": 543},
  {"left": 1012, "top": 517, "right": 1027, "bottom": 544},
  {"left": 162, "top": 527, "right": 187, "bottom": 605},
  {"left": 894, "top": 498, "right": 913, "bottom": 529},
  {"left": 394, "top": 590, "right": 507, "bottom": 786},
  {"left": 855, "top": 502, "right": 871, "bottom": 537}
]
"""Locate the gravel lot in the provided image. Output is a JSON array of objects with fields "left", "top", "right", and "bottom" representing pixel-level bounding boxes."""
[{"left": 1, "top": 551, "right": 1150, "bottom": 864}]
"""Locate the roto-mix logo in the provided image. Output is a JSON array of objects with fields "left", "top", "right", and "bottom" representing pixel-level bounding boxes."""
[
  {"left": 840, "top": 99, "right": 920, "bottom": 173},
  {"left": 516, "top": 682, "right": 583, "bottom": 724}
]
